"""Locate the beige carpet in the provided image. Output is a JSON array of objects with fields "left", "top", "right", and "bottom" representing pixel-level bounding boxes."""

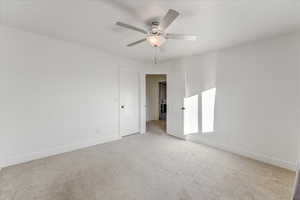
[{"left": 0, "top": 121, "right": 295, "bottom": 200}]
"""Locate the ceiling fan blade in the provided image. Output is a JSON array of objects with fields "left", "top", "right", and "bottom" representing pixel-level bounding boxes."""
[
  {"left": 166, "top": 33, "right": 197, "bottom": 40},
  {"left": 116, "top": 22, "right": 147, "bottom": 34},
  {"left": 158, "top": 9, "right": 180, "bottom": 31},
  {"left": 127, "top": 38, "right": 147, "bottom": 47}
]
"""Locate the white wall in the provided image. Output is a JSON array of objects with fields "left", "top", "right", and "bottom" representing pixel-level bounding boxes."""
[
  {"left": 0, "top": 26, "right": 148, "bottom": 168},
  {"left": 146, "top": 75, "right": 166, "bottom": 122},
  {"left": 168, "top": 32, "right": 300, "bottom": 170}
]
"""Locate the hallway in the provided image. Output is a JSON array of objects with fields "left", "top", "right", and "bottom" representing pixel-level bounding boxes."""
[{"left": 146, "top": 120, "right": 166, "bottom": 135}]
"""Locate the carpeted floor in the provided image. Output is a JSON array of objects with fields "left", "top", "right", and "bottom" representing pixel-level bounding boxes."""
[{"left": 0, "top": 121, "right": 295, "bottom": 200}]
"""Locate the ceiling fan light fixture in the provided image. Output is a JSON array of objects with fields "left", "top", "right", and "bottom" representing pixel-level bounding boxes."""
[{"left": 147, "top": 35, "right": 166, "bottom": 47}]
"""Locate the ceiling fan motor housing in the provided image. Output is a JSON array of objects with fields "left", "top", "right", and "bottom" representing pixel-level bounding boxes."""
[{"left": 151, "top": 21, "right": 160, "bottom": 35}]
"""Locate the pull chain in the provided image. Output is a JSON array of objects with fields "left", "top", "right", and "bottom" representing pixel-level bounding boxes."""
[{"left": 154, "top": 46, "right": 158, "bottom": 64}]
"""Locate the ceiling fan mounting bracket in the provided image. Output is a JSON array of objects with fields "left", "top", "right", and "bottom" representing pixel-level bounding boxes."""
[{"left": 151, "top": 21, "right": 159, "bottom": 26}]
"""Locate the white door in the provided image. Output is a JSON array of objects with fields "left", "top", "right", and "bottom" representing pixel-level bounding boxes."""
[
  {"left": 184, "top": 95, "right": 199, "bottom": 135},
  {"left": 167, "top": 66, "right": 186, "bottom": 139},
  {"left": 120, "top": 69, "right": 139, "bottom": 136}
]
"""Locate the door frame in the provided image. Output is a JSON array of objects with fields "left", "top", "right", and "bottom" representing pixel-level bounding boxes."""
[{"left": 140, "top": 72, "right": 168, "bottom": 134}]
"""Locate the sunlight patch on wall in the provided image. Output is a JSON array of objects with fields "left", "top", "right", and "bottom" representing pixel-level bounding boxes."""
[{"left": 202, "top": 88, "right": 216, "bottom": 133}]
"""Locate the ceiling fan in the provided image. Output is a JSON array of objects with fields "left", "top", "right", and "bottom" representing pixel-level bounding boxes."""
[{"left": 116, "top": 9, "right": 197, "bottom": 48}]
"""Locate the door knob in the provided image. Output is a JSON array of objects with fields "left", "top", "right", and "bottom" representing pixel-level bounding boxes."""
[
  {"left": 181, "top": 107, "right": 186, "bottom": 110},
  {"left": 121, "top": 105, "right": 125, "bottom": 109}
]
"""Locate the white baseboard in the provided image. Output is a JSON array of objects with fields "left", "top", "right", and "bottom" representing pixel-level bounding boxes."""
[
  {"left": 292, "top": 165, "right": 299, "bottom": 200},
  {"left": 186, "top": 136, "right": 297, "bottom": 171},
  {"left": 167, "top": 132, "right": 186, "bottom": 140},
  {"left": 0, "top": 135, "right": 121, "bottom": 168}
]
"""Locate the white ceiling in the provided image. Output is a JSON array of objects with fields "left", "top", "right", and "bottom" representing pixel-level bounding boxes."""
[{"left": 1, "top": 0, "right": 300, "bottom": 62}]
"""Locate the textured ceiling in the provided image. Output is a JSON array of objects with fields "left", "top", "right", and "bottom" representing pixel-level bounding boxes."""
[{"left": 1, "top": 0, "right": 300, "bottom": 62}]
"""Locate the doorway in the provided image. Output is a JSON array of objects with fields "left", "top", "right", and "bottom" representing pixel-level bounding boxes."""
[{"left": 146, "top": 74, "right": 167, "bottom": 133}]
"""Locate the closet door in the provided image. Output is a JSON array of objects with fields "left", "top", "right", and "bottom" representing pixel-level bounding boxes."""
[{"left": 119, "top": 69, "right": 139, "bottom": 136}]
